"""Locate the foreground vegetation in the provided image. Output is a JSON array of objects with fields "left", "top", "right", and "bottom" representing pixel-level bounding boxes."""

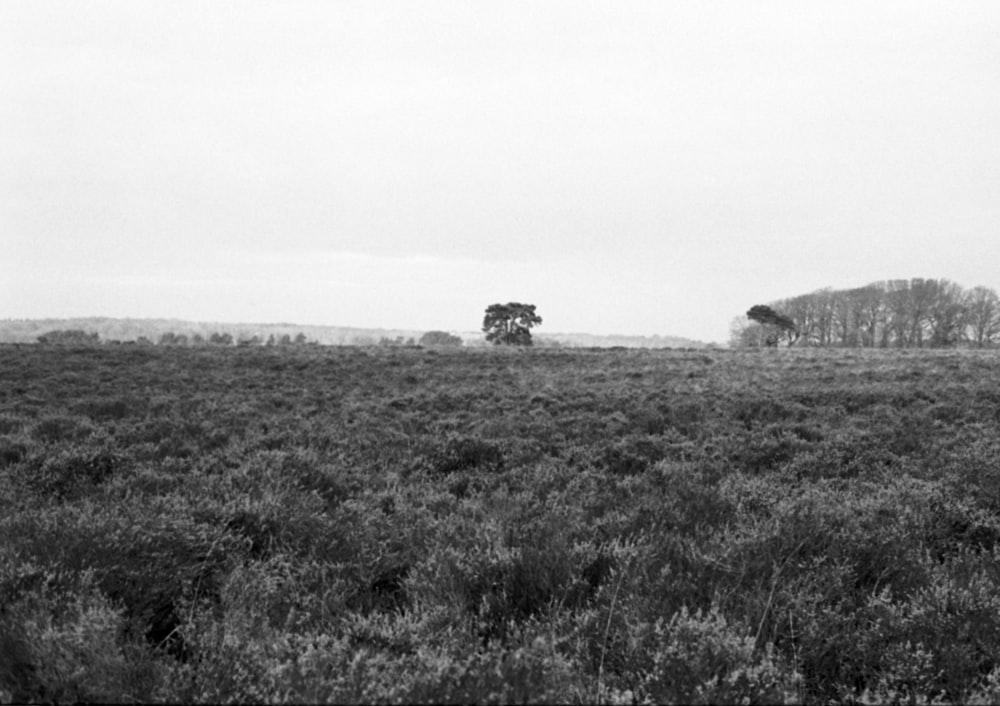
[{"left": 3, "top": 344, "right": 1000, "bottom": 703}]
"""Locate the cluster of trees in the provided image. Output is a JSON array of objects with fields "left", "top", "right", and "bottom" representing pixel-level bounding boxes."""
[
  {"left": 419, "top": 331, "right": 463, "bottom": 347},
  {"left": 733, "top": 278, "right": 1000, "bottom": 348}
]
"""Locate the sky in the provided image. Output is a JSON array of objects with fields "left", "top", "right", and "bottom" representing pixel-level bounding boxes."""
[{"left": 2, "top": 1, "right": 999, "bottom": 343}]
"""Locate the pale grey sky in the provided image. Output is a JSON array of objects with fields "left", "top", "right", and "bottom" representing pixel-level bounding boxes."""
[{"left": 2, "top": 1, "right": 999, "bottom": 343}]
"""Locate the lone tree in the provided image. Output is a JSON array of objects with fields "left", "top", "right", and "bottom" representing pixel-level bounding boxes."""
[
  {"left": 482, "top": 302, "right": 542, "bottom": 346},
  {"left": 746, "top": 304, "right": 799, "bottom": 347}
]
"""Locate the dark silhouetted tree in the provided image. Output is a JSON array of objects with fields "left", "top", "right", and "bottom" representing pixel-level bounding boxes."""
[
  {"left": 482, "top": 303, "right": 542, "bottom": 346},
  {"left": 746, "top": 305, "right": 798, "bottom": 347}
]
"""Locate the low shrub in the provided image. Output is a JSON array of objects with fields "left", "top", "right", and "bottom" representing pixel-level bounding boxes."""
[{"left": 3, "top": 345, "right": 1000, "bottom": 702}]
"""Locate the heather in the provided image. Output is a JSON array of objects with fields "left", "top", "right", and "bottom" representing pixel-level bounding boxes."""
[{"left": 3, "top": 344, "right": 1000, "bottom": 703}]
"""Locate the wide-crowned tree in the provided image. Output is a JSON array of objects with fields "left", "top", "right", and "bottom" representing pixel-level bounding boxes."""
[
  {"left": 482, "top": 302, "right": 542, "bottom": 346},
  {"left": 746, "top": 305, "right": 799, "bottom": 347}
]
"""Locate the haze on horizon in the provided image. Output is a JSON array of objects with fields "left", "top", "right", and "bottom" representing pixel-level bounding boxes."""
[{"left": 3, "top": 1, "right": 999, "bottom": 344}]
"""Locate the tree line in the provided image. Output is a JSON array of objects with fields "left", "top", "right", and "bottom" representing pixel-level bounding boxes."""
[
  {"left": 36, "top": 330, "right": 317, "bottom": 347},
  {"left": 32, "top": 329, "right": 471, "bottom": 348},
  {"left": 29, "top": 302, "right": 550, "bottom": 349},
  {"left": 732, "top": 278, "right": 1000, "bottom": 348}
]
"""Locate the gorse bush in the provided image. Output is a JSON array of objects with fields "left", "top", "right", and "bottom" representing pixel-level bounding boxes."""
[{"left": 3, "top": 345, "right": 1000, "bottom": 702}]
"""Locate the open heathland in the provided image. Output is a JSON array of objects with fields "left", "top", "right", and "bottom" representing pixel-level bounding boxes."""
[{"left": 4, "top": 344, "right": 1000, "bottom": 703}]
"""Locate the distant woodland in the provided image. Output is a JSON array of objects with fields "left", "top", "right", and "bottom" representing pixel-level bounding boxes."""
[
  {"left": 0, "top": 318, "right": 419, "bottom": 347},
  {"left": 0, "top": 318, "right": 706, "bottom": 349},
  {"left": 733, "top": 278, "right": 1000, "bottom": 348}
]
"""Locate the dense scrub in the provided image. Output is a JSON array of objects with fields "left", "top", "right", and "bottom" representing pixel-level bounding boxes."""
[{"left": 3, "top": 344, "right": 1000, "bottom": 703}]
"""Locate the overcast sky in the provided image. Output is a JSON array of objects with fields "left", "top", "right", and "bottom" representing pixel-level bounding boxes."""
[{"left": 3, "top": 1, "right": 999, "bottom": 343}]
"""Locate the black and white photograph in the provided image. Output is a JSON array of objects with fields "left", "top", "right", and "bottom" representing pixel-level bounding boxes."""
[{"left": 2, "top": 1, "right": 1000, "bottom": 702}]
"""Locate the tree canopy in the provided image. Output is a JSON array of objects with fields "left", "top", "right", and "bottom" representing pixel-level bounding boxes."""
[
  {"left": 745, "top": 305, "right": 799, "bottom": 347},
  {"left": 482, "top": 303, "right": 542, "bottom": 346}
]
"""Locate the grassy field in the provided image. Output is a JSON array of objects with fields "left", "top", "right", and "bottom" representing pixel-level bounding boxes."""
[{"left": 3, "top": 344, "right": 1000, "bottom": 703}]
